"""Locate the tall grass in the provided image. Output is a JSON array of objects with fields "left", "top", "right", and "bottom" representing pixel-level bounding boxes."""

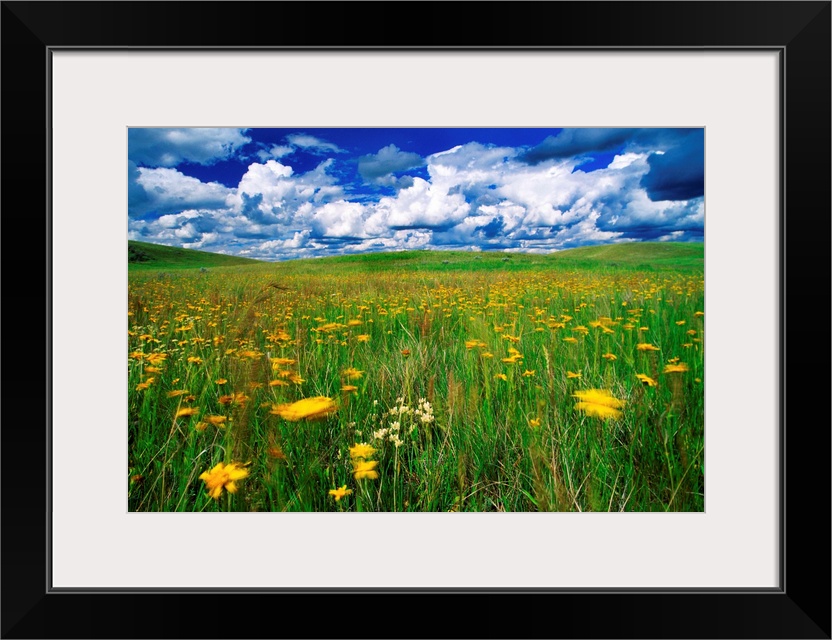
[{"left": 128, "top": 253, "right": 704, "bottom": 512}]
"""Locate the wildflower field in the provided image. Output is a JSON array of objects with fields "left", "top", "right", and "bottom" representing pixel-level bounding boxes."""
[{"left": 128, "top": 242, "right": 704, "bottom": 512}]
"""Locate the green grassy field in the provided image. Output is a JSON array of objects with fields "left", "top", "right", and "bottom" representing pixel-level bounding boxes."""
[{"left": 128, "top": 242, "right": 704, "bottom": 512}]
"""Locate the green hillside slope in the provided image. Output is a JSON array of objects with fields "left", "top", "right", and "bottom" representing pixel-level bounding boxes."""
[{"left": 128, "top": 241, "right": 264, "bottom": 270}]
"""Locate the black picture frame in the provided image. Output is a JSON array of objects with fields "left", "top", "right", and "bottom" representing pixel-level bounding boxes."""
[{"left": 2, "top": 2, "right": 829, "bottom": 638}]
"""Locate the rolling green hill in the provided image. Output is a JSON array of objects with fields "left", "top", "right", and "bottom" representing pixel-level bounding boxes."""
[
  {"left": 269, "top": 241, "right": 704, "bottom": 275},
  {"left": 128, "top": 240, "right": 703, "bottom": 274},
  {"left": 548, "top": 241, "right": 703, "bottom": 270},
  {"left": 128, "top": 241, "right": 264, "bottom": 270}
]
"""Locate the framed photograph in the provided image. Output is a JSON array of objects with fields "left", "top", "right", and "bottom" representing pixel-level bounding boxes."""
[{"left": 3, "top": 1, "right": 829, "bottom": 638}]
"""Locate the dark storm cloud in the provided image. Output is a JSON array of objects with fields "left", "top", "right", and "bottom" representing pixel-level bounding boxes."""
[
  {"left": 640, "top": 131, "right": 704, "bottom": 201},
  {"left": 521, "top": 128, "right": 704, "bottom": 203},
  {"left": 520, "top": 129, "right": 636, "bottom": 164}
]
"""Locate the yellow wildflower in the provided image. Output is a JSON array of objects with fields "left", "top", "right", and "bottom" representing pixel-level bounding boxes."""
[
  {"left": 219, "top": 392, "right": 249, "bottom": 406},
  {"left": 342, "top": 367, "right": 364, "bottom": 380},
  {"left": 175, "top": 407, "right": 199, "bottom": 418},
  {"left": 573, "top": 389, "right": 625, "bottom": 420},
  {"left": 636, "top": 343, "right": 660, "bottom": 352},
  {"left": 349, "top": 443, "right": 377, "bottom": 459},
  {"left": 352, "top": 459, "right": 379, "bottom": 480},
  {"left": 663, "top": 363, "right": 689, "bottom": 374},
  {"left": 271, "top": 396, "right": 337, "bottom": 421},
  {"left": 602, "top": 353, "right": 617, "bottom": 361},
  {"left": 329, "top": 485, "right": 353, "bottom": 501},
  {"left": 522, "top": 370, "right": 536, "bottom": 377},
  {"left": 566, "top": 371, "right": 582, "bottom": 379},
  {"left": 636, "top": 373, "right": 658, "bottom": 387},
  {"left": 355, "top": 334, "right": 371, "bottom": 342},
  {"left": 199, "top": 461, "right": 250, "bottom": 500}
]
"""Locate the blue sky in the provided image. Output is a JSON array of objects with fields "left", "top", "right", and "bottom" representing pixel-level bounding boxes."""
[{"left": 128, "top": 127, "right": 704, "bottom": 260}]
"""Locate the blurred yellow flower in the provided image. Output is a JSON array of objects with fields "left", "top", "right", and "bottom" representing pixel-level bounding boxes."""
[
  {"left": 573, "top": 389, "right": 625, "bottom": 420},
  {"left": 636, "top": 343, "right": 660, "bottom": 351},
  {"left": 175, "top": 407, "right": 199, "bottom": 418},
  {"left": 353, "top": 459, "right": 379, "bottom": 480},
  {"left": 355, "top": 334, "right": 371, "bottom": 342},
  {"left": 329, "top": 485, "right": 353, "bottom": 501},
  {"left": 602, "top": 353, "right": 617, "bottom": 361},
  {"left": 271, "top": 396, "right": 337, "bottom": 421},
  {"left": 636, "top": 373, "right": 658, "bottom": 387},
  {"left": 342, "top": 367, "right": 364, "bottom": 380},
  {"left": 199, "top": 461, "right": 250, "bottom": 500},
  {"left": 349, "top": 443, "right": 377, "bottom": 459},
  {"left": 566, "top": 371, "right": 582, "bottom": 379},
  {"left": 219, "top": 392, "right": 249, "bottom": 406},
  {"left": 663, "top": 363, "right": 689, "bottom": 374}
]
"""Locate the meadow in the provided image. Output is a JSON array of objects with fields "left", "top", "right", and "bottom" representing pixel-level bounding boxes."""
[{"left": 128, "top": 242, "right": 704, "bottom": 512}]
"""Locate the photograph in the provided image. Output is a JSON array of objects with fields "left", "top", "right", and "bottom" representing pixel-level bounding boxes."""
[
  {"left": 2, "top": 0, "right": 828, "bottom": 635},
  {"left": 128, "top": 126, "right": 705, "bottom": 513}
]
